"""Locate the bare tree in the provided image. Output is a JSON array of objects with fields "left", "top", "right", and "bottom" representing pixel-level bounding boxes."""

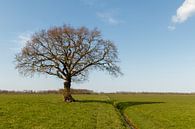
[{"left": 15, "top": 25, "right": 122, "bottom": 102}]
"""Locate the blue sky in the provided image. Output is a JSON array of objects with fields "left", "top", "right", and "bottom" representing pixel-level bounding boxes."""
[{"left": 1, "top": 0, "right": 195, "bottom": 92}]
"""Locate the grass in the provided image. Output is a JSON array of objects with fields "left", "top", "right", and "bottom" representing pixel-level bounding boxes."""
[
  {"left": 1, "top": 93, "right": 195, "bottom": 129},
  {"left": 108, "top": 93, "right": 195, "bottom": 129},
  {"left": 0, "top": 94, "right": 126, "bottom": 129}
]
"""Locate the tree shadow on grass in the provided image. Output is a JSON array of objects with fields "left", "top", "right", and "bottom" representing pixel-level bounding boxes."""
[
  {"left": 115, "top": 101, "right": 165, "bottom": 112},
  {"left": 77, "top": 100, "right": 165, "bottom": 128},
  {"left": 76, "top": 100, "right": 165, "bottom": 111},
  {"left": 76, "top": 100, "right": 112, "bottom": 104}
]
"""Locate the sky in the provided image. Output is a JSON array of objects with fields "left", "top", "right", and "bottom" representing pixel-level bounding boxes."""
[{"left": 1, "top": 0, "right": 195, "bottom": 92}]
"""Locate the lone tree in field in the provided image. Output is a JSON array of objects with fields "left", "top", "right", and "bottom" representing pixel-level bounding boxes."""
[{"left": 15, "top": 25, "right": 122, "bottom": 102}]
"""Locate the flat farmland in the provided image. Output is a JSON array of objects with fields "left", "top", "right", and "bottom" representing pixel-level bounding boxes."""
[
  {"left": 0, "top": 94, "right": 126, "bottom": 129},
  {"left": 108, "top": 93, "right": 195, "bottom": 129},
  {"left": 1, "top": 93, "right": 195, "bottom": 129}
]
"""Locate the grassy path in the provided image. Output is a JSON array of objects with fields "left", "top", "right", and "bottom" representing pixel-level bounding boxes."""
[{"left": 106, "top": 95, "right": 135, "bottom": 129}]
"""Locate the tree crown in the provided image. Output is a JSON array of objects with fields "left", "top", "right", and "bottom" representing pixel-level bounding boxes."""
[{"left": 15, "top": 25, "right": 122, "bottom": 82}]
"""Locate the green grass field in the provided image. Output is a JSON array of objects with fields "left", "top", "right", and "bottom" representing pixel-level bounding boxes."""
[
  {"left": 108, "top": 94, "right": 195, "bottom": 129},
  {"left": 0, "top": 94, "right": 126, "bottom": 129},
  {"left": 1, "top": 93, "right": 195, "bottom": 129}
]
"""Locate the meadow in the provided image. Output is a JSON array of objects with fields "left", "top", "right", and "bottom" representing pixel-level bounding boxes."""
[
  {"left": 0, "top": 93, "right": 195, "bottom": 129},
  {"left": 108, "top": 93, "right": 195, "bottom": 129},
  {"left": 0, "top": 94, "right": 126, "bottom": 129}
]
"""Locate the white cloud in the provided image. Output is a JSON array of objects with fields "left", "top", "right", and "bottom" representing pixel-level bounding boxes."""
[
  {"left": 172, "top": 0, "right": 195, "bottom": 23},
  {"left": 168, "top": 25, "right": 176, "bottom": 31},
  {"left": 97, "top": 11, "right": 123, "bottom": 25},
  {"left": 10, "top": 32, "right": 32, "bottom": 52},
  {"left": 80, "top": 0, "right": 123, "bottom": 25},
  {"left": 17, "top": 32, "right": 32, "bottom": 48}
]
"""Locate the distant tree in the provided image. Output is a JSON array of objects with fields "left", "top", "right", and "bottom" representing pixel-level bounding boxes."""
[{"left": 15, "top": 25, "right": 122, "bottom": 102}]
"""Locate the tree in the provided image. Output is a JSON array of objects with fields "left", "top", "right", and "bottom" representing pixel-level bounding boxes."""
[{"left": 15, "top": 25, "right": 122, "bottom": 102}]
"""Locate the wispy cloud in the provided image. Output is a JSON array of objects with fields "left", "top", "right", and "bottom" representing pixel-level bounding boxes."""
[
  {"left": 10, "top": 32, "right": 32, "bottom": 52},
  {"left": 168, "top": 25, "right": 176, "bottom": 31},
  {"left": 80, "top": 0, "right": 123, "bottom": 26},
  {"left": 97, "top": 11, "right": 123, "bottom": 25},
  {"left": 169, "top": 0, "right": 195, "bottom": 30}
]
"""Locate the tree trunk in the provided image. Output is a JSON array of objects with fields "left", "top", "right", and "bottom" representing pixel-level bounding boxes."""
[{"left": 64, "top": 79, "right": 75, "bottom": 102}]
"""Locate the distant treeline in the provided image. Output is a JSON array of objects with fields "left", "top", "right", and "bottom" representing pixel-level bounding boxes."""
[
  {"left": 1, "top": 90, "right": 195, "bottom": 95},
  {"left": 110, "top": 91, "right": 195, "bottom": 95},
  {"left": 59, "top": 89, "right": 94, "bottom": 94},
  {"left": 0, "top": 89, "right": 94, "bottom": 94}
]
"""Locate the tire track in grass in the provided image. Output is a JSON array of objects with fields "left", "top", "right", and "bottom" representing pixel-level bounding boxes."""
[
  {"left": 96, "top": 104, "right": 101, "bottom": 129},
  {"left": 106, "top": 95, "right": 137, "bottom": 129}
]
